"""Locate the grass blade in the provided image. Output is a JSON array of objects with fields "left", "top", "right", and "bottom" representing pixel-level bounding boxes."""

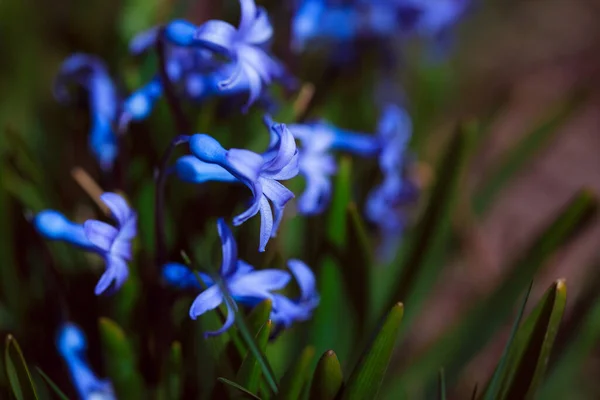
[
  {"left": 35, "top": 367, "right": 69, "bottom": 400},
  {"left": 310, "top": 350, "right": 344, "bottom": 400},
  {"left": 275, "top": 346, "right": 315, "bottom": 400},
  {"left": 218, "top": 377, "right": 262, "bottom": 400},
  {"left": 341, "top": 303, "right": 404, "bottom": 400},
  {"left": 438, "top": 368, "right": 446, "bottom": 400},
  {"left": 237, "top": 321, "right": 273, "bottom": 394},
  {"left": 4, "top": 334, "right": 39, "bottom": 400}
]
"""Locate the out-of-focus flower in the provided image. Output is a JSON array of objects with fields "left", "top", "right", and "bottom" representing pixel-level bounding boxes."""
[
  {"left": 57, "top": 323, "right": 115, "bottom": 400},
  {"left": 55, "top": 54, "right": 119, "bottom": 170},
  {"left": 270, "top": 259, "right": 319, "bottom": 328},
  {"left": 185, "top": 119, "right": 298, "bottom": 251},
  {"left": 188, "top": 219, "right": 290, "bottom": 337},
  {"left": 288, "top": 120, "right": 378, "bottom": 215},
  {"left": 193, "top": 0, "right": 288, "bottom": 110},
  {"left": 34, "top": 193, "right": 137, "bottom": 295},
  {"left": 365, "top": 104, "right": 418, "bottom": 260}
]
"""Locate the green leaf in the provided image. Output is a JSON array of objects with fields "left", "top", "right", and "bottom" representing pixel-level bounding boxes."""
[
  {"left": 4, "top": 334, "right": 39, "bottom": 400},
  {"left": 501, "top": 280, "right": 567, "bottom": 399},
  {"left": 385, "top": 122, "right": 475, "bottom": 323},
  {"left": 35, "top": 367, "right": 69, "bottom": 400},
  {"left": 237, "top": 321, "right": 273, "bottom": 394},
  {"left": 167, "top": 341, "right": 183, "bottom": 400},
  {"left": 342, "top": 303, "right": 404, "bottom": 400},
  {"left": 438, "top": 369, "right": 446, "bottom": 400},
  {"left": 386, "top": 190, "right": 596, "bottom": 396},
  {"left": 217, "top": 377, "right": 262, "bottom": 400},
  {"left": 473, "top": 97, "right": 582, "bottom": 216},
  {"left": 483, "top": 283, "right": 533, "bottom": 400},
  {"left": 310, "top": 350, "right": 344, "bottom": 400},
  {"left": 342, "top": 203, "right": 374, "bottom": 331},
  {"left": 327, "top": 156, "right": 352, "bottom": 247},
  {"left": 247, "top": 299, "right": 274, "bottom": 342},
  {"left": 276, "top": 346, "right": 315, "bottom": 400},
  {"left": 98, "top": 318, "right": 144, "bottom": 399}
]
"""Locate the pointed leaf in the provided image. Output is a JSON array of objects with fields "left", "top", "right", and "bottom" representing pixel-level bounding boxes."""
[
  {"left": 438, "top": 369, "right": 446, "bottom": 400},
  {"left": 247, "top": 299, "right": 273, "bottom": 340},
  {"left": 342, "top": 303, "right": 404, "bottom": 400},
  {"left": 276, "top": 346, "right": 315, "bottom": 400},
  {"left": 4, "top": 334, "right": 39, "bottom": 400},
  {"left": 98, "top": 318, "right": 144, "bottom": 399},
  {"left": 483, "top": 283, "right": 533, "bottom": 400},
  {"left": 218, "top": 377, "right": 262, "bottom": 400},
  {"left": 35, "top": 367, "right": 69, "bottom": 400},
  {"left": 500, "top": 280, "right": 567, "bottom": 399},
  {"left": 237, "top": 321, "right": 273, "bottom": 394},
  {"left": 310, "top": 350, "right": 344, "bottom": 400},
  {"left": 386, "top": 190, "right": 596, "bottom": 396}
]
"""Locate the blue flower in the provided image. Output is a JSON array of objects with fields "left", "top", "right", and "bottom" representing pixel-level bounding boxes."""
[
  {"left": 270, "top": 260, "right": 319, "bottom": 328},
  {"left": 55, "top": 54, "right": 119, "bottom": 170},
  {"left": 188, "top": 219, "right": 291, "bottom": 337},
  {"left": 193, "top": 0, "right": 286, "bottom": 110},
  {"left": 34, "top": 193, "right": 137, "bottom": 295},
  {"left": 57, "top": 323, "right": 115, "bottom": 400},
  {"left": 185, "top": 120, "right": 298, "bottom": 251},
  {"left": 365, "top": 105, "right": 418, "bottom": 260},
  {"left": 398, "top": 0, "right": 470, "bottom": 37}
]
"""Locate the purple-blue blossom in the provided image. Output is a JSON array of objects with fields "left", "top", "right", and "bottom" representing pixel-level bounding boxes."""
[
  {"left": 182, "top": 119, "right": 298, "bottom": 251},
  {"left": 54, "top": 54, "right": 119, "bottom": 170},
  {"left": 34, "top": 193, "right": 137, "bottom": 295},
  {"left": 57, "top": 323, "right": 115, "bottom": 400},
  {"left": 193, "top": 0, "right": 288, "bottom": 110},
  {"left": 188, "top": 219, "right": 291, "bottom": 337}
]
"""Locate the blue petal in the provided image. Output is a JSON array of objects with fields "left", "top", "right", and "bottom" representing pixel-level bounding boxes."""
[
  {"left": 330, "top": 129, "right": 379, "bottom": 156},
  {"left": 122, "top": 78, "right": 163, "bottom": 123},
  {"left": 194, "top": 20, "right": 238, "bottom": 56},
  {"left": 34, "top": 210, "right": 95, "bottom": 249},
  {"left": 257, "top": 195, "right": 273, "bottom": 252},
  {"left": 242, "top": 7, "right": 273, "bottom": 44},
  {"left": 95, "top": 256, "right": 129, "bottom": 295},
  {"left": 262, "top": 123, "right": 297, "bottom": 173},
  {"left": 165, "top": 19, "right": 199, "bottom": 47},
  {"left": 189, "top": 285, "right": 224, "bottom": 320},
  {"left": 287, "top": 259, "right": 318, "bottom": 303},
  {"left": 189, "top": 134, "right": 229, "bottom": 164},
  {"left": 129, "top": 26, "right": 159, "bottom": 55},
  {"left": 100, "top": 192, "right": 133, "bottom": 226},
  {"left": 84, "top": 220, "right": 118, "bottom": 252},
  {"left": 261, "top": 178, "right": 294, "bottom": 236},
  {"left": 204, "top": 301, "right": 237, "bottom": 338},
  {"left": 162, "top": 262, "right": 212, "bottom": 288},
  {"left": 57, "top": 323, "right": 87, "bottom": 356},
  {"left": 217, "top": 219, "right": 238, "bottom": 278},
  {"left": 228, "top": 269, "right": 291, "bottom": 298},
  {"left": 238, "top": 0, "right": 258, "bottom": 34},
  {"left": 225, "top": 148, "right": 263, "bottom": 184},
  {"left": 174, "top": 155, "right": 237, "bottom": 184}
]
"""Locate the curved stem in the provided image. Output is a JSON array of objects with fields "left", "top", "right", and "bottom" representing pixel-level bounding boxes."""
[{"left": 154, "top": 135, "right": 190, "bottom": 266}]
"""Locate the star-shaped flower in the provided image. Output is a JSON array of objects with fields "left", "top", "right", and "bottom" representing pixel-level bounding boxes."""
[{"left": 188, "top": 219, "right": 291, "bottom": 337}]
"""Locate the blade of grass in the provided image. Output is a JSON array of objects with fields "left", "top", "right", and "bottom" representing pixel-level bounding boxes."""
[
  {"left": 275, "top": 346, "right": 315, "bottom": 400},
  {"left": 438, "top": 368, "right": 446, "bottom": 400},
  {"left": 218, "top": 377, "right": 262, "bottom": 400},
  {"left": 4, "top": 334, "right": 39, "bottom": 400},
  {"left": 35, "top": 367, "right": 69, "bottom": 400},
  {"left": 310, "top": 350, "right": 344, "bottom": 400},
  {"left": 237, "top": 321, "right": 273, "bottom": 394}
]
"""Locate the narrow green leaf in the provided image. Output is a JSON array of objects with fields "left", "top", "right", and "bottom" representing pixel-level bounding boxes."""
[
  {"left": 237, "top": 321, "right": 273, "bottom": 394},
  {"left": 386, "top": 190, "right": 596, "bottom": 396},
  {"left": 342, "top": 203, "right": 373, "bottom": 331},
  {"left": 4, "top": 334, "right": 39, "bottom": 400},
  {"left": 217, "top": 377, "right": 262, "bottom": 400},
  {"left": 247, "top": 299, "right": 273, "bottom": 340},
  {"left": 310, "top": 350, "right": 344, "bottom": 400},
  {"left": 500, "top": 280, "right": 567, "bottom": 399},
  {"left": 438, "top": 369, "right": 446, "bottom": 400},
  {"left": 35, "top": 367, "right": 69, "bottom": 400},
  {"left": 386, "top": 122, "right": 475, "bottom": 323},
  {"left": 327, "top": 156, "right": 352, "bottom": 247},
  {"left": 342, "top": 303, "right": 404, "bottom": 400},
  {"left": 483, "top": 283, "right": 533, "bottom": 400},
  {"left": 474, "top": 98, "right": 582, "bottom": 216},
  {"left": 167, "top": 341, "right": 183, "bottom": 400},
  {"left": 98, "top": 318, "right": 144, "bottom": 399},
  {"left": 276, "top": 346, "right": 315, "bottom": 400}
]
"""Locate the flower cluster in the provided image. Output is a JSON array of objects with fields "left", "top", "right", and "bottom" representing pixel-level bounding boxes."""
[
  {"left": 291, "top": 0, "right": 470, "bottom": 51},
  {"left": 31, "top": 0, "right": 471, "bottom": 394}
]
